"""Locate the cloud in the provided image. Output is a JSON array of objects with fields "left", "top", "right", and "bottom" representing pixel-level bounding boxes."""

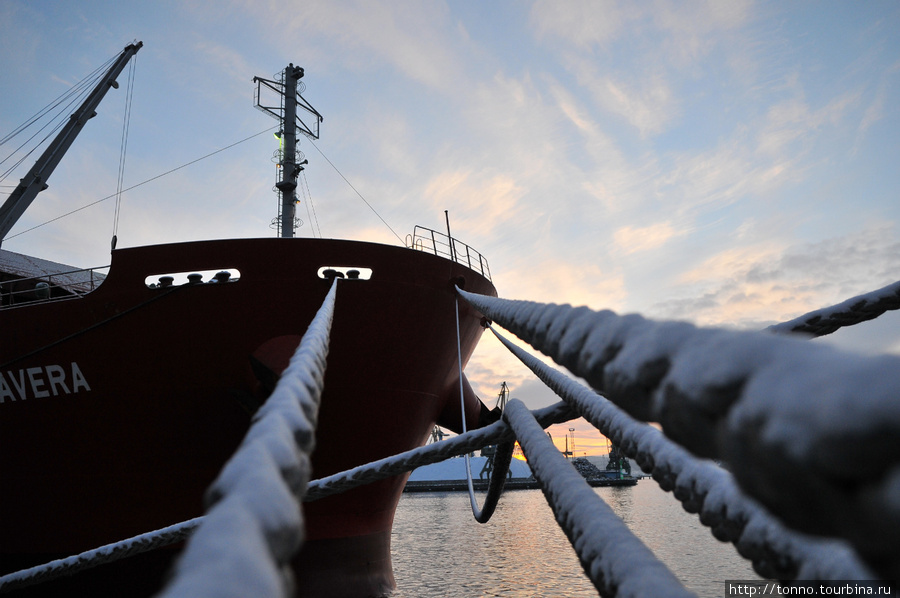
[
  {"left": 648, "top": 0, "right": 751, "bottom": 66},
  {"left": 530, "top": 0, "right": 626, "bottom": 50},
  {"left": 851, "top": 60, "right": 900, "bottom": 154},
  {"left": 530, "top": 0, "right": 749, "bottom": 58},
  {"left": 755, "top": 90, "right": 861, "bottom": 158},
  {"left": 650, "top": 224, "right": 900, "bottom": 328},
  {"left": 271, "top": 0, "right": 465, "bottom": 92},
  {"left": 530, "top": 0, "right": 752, "bottom": 136},
  {"left": 423, "top": 169, "right": 523, "bottom": 237},
  {"left": 613, "top": 222, "right": 677, "bottom": 255},
  {"left": 498, "top": 259, "right": 628, "bottom": 314},
  {"left": 586, "top": 68, "right": 679, "bottom": 137}
]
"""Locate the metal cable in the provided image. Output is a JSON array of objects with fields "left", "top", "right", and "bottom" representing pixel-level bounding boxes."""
[
  {"left": 454, "top": 296, "right": 515, "bottom": 523},
  {"left": 112, "top": 53, "right": 137, "bottom": 242},
  {"left": 3, "top": 127, "right": 277, "bottom": 242}
]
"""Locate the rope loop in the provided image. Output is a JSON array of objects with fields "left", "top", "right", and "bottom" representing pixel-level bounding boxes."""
[{"left": 455, "top": 295, "right": 513, "bottom": 523}]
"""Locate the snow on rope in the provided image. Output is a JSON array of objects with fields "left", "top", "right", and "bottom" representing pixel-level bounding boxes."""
[
  {"left": 157, "top": 280, "right": 338, "bottom": 598},
  {"left": 0, "top": 402, "right": 577, "bottom": 593},
  {"left": 766, "top": 280, "right": 900, "bottom": 337},
  {"left": 503, "top": 399, "right": 694, "bottom": 598},
  {"left": 487, "top": 322, "right": 873, "bottom": 582},
  {"left": 457, "top": 287, "right": 900, "bottom": 582},
  {"left": 0, "top": 518, "right": 200, "bottom": 593},
  {"left": 304, "top": 401, "right": 578, "bottom": 502}
]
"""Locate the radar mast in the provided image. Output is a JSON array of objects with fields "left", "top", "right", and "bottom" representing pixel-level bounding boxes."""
[{"left": 253, "top": 65, "right": 323, "bottom": 238}]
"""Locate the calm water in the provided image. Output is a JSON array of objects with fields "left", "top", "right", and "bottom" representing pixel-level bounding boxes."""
[{"left": 390, "top": 479, "right": 761, "bottom": 597}]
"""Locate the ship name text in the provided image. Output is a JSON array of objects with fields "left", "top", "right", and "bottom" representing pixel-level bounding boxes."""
[{"left": 0, "top": 362, "right": 91, "bottom": 404}]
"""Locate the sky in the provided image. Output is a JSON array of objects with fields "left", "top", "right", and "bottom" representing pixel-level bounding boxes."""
[{"left": 2, "top": 0, "right": 899, "bottom": 457}]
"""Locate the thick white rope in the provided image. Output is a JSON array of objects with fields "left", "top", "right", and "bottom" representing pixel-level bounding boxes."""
[
  {"left": 304, "top": 400, "right": 577, "bottom": 502},
  {"left": 503, "top": 399, "right": 695, "bottom": 598},
  {"left": 0, "top": 401, "right": 576, "bottom": 593},
  {"left": 156, "top": 280, "right": 337, "bottom": 598},
  {"left": 766, "top": 280, "right": 900, "bottom": 337},
  {"left": 0, "top": 518, "right": 200, "bottom": 593},
  {"left": 457, "top": 287, "right": 900, "bottom": 581},
  {"left": 9, "top": 276, "right": 893, "bottom": 593},
  {"left": 486, "top": 322, "right": 874, "bottom": 582}
]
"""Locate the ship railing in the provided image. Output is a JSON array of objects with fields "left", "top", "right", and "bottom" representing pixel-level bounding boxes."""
[
  {"left": 407, "top": 225, "right": 491, "bottom": 281},
  {"left": 0, "top": 265, "right": 109, "bottom": 309}
]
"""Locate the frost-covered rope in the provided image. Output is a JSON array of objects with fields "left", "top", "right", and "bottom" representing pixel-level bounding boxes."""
[
  {"left": 457, "top": 288, "right": 900, "bottom": 581},
  {"left": 304, "top": 401, "right": 577, "bottom": 502},
  {"left": 455, "top": 296, "right": 514, "bottom": 523},
  {"left": 0, "top": 402, "right": 574, "bottom": 592},
  {"left": 487, "top": 323, "right": 874, "bottom": 581},
  {"left": 0, "top": 518, "right": 200, "bottom": 593},
  {"left": 767, "top": 280, "right": 900, "bottom": 337},
  {"left": 503, "top": 399, "right": 694, "bottom": 598},
  {"left": 156, "top": 281, "right": 337, "bottom": 598}
]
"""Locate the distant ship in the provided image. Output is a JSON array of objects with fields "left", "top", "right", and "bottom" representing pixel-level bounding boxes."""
[{"left": 0, "top": 42, "right": 499, "bottom": 597}]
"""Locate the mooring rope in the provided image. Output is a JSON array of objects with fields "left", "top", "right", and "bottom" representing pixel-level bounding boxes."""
[
  {"left": 503, "top": 399, "right": 694, "bottom": 598},
  {"left": 9, "top": 277, "right": 897, "bottom": 594},
  {"left": 766, "top": 279, "right": 900, "bottom": 337},
  {"left": 485, "top": 322, "right": 873, "bottom": 581},
  {"left": 304, "top": 400, "right": 577, "bottom": 502},
  {"left": 454, "top": 296, "right": 514, "bottom": 523},
  {"left": 457, "top": 287, "right": 900, "bottom": 582},
  {"left": 0, "top": 519, "right": 200, "bottom": 593},
  {"left": 0, "top": 401, "right": 575, "bottom": 593},
  {"left": 157, "top": 280, "right": 337, "bottom": 598}
]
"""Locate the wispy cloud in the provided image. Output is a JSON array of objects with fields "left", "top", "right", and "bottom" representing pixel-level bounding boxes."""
[
  {"left": 613, "top": 222, "right": 677, "bottom": 255},
  {"left": 272, "top": 0, "right": 466, "bottom": 92},
  {"left": 4, "top": 0, "right": 899, "bottom": 453},
  {"left": 652, "top": 224, "right": 900, "bottom": 328}
]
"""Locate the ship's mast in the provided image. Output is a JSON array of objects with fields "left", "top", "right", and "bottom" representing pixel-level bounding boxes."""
[
  {"left": 0, "top": 42, "right": 143, "bottom": 248},
  {"left": 253, "top": 65, "right": 323, "bottom": 238}
]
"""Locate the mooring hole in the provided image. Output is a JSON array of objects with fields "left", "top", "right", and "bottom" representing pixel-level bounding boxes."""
[
  {"left": 317, "top": 266, "right": 373, "bottom": 281},
  {"left": 145, "top": 268, "right": 241, "bottom": 288}
]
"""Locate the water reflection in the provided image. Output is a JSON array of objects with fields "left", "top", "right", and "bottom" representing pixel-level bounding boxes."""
[{"left": 390, "top": 480, "right": 761, "bottom": 597}]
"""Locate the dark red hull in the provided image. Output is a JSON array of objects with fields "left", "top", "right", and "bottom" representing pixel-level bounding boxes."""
[{"left": 0, "top": 237, "right": 496, "bottom": 596}]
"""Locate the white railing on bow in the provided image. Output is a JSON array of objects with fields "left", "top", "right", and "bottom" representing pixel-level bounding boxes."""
[{"left": 407, "top": 225, "right": 491, "bottom": 281}]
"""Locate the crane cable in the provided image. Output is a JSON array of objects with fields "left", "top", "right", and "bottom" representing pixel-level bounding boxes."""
[
  {"left": 0, "top": 54, "right": 119, "bottom": 185},
  {"left": 111, "top": 52, "right": 137, "bottom": 249},
  {"left": 2, "top": 126, "right": 277, "bottom": 243}
]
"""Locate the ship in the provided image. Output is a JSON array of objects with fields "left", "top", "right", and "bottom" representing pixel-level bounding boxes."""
[{"left": 0, "top": 42, "right": 498, "bottom": 597}]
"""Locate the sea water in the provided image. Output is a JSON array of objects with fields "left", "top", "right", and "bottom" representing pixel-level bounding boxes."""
[{"left": 390, "top": 478, "right": 762, "bottom": 597}]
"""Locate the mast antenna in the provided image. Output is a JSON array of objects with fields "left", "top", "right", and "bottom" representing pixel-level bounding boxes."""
[{"left": 253, "top": 65, "right": 323, "bottom": 238}]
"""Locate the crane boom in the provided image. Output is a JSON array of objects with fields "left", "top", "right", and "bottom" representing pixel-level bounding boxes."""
[{"left": 0, "top": 41, "right": 143, "bottom": 247}]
